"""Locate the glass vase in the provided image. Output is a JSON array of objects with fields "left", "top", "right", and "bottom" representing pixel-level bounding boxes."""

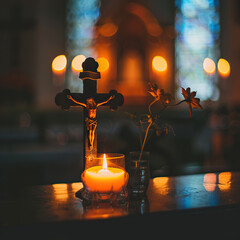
[{"left": 128, "top": 151, "right": 150, "bottom": 196}]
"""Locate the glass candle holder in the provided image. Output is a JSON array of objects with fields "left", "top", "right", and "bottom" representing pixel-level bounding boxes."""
[
  {"left": 85, "top": 153, "right": 126, "bottom": 170},
  {"left": 81, "top": 153, "right": 129, "bottom": 201}
]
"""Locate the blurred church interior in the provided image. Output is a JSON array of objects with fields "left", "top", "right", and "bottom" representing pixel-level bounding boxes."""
[{"left": 1, "top": 0, "right": 240, "bottom": 187}]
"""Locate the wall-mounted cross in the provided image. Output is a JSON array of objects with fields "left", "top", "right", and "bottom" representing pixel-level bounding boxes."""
[{"left": 55, "top": 57, "right": 124, "bottom": 170}]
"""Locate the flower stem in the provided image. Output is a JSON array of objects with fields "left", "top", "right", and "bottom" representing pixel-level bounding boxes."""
[
  {"left": 148, "top": 98, "right": 158, "bottom": 115},
  {"left": 138, "top": 120, "right": 152, "bottom": 163},
  {"left": 167, "top": 99, "right": 185, "bottom": 107},
  {"left": 137, "top": 126, "right": 143, "bottom": 148}
]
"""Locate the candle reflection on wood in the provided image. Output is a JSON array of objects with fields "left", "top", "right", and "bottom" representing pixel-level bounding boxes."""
[
  {"left": 203, "top": 173, "right": 217, "bottom": 192},
  {"left": 52, "top": 183, "right": 69, "bottom": 201}
]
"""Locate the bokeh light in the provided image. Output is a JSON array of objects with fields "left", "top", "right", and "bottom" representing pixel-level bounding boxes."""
[
  {"left": 127, "top": 2, "right": 162, "bottom": 37},
  {"left": 218, "top": 58, "right": 230, "bottom": 77},
  {"left": 203, "top": 57, "right": 216, "bottom": 75},
  {"left": 175, "top": 0, "right": 220, "bottom": 101},
  {"left": 71, "top": 55, "right": 86, "bottom": 72},
  {"left": 98, "top": 23, "right": 118, "bottom": 37},
  {"left": 52, "top": 55, "right": 67, "bottom": 73},
  {"left": 96, "top": 57, "right": 109, "bottom": 72},
  {"left": 152, "top": 56, "right": 167, "bottom": 72}
]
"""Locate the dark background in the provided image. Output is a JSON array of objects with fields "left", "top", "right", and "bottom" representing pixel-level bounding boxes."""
[{"left": 1, "top": 0, "right": 240, "bottom": 187}]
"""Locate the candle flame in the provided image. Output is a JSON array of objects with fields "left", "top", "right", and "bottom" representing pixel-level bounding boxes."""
[{"left": 102, "top": 154, "right": 108, "bottom": 171}]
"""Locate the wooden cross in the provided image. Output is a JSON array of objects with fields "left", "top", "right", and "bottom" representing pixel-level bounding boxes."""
[{"left": 55, "top": 57, "right": 124, "bottom": 170}]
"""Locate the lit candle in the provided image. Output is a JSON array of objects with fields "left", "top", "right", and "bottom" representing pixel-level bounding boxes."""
[{"left": 82, "top": 154, "right": 127, "bottom": 193}]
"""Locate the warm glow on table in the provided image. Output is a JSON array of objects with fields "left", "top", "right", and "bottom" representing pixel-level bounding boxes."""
[
  {"left": 52, "top": 183, "right": 69, "bottom": 201},
  {"left": 203, "top": 173, "right": 217, "bottom": 192},
  {"left": 82, "top": 154, "right": 127, "bottom": 193}
]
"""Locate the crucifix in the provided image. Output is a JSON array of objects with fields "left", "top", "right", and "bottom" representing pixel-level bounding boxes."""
[{"left": 55, "top": 57, "right": 124, "bottom": 170}]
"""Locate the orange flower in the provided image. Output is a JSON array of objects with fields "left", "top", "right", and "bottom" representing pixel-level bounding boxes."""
[
  {"left": 182, "top": 87, "right": 203, "bottom": 117},
  {"left": 148, "top": 82, "right": 173, "bottom": 105},
  {"left": 148, "top": 82, "right": 161, "bottom": 100}
]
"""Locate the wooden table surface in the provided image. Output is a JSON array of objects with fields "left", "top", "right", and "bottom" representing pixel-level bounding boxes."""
[{"left": 1, "top": 171, "right": 240, "bottom": 239}]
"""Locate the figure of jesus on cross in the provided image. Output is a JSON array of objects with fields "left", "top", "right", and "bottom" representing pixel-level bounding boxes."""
[{"left": 67, "top": 95, "right": 114, "bottom": 149}]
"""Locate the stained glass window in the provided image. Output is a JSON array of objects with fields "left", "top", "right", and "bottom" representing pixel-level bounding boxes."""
[
  {"left": 66, "top": 0, "right": 100, "bottom": 92},
  {"left": 175, "top": 0, "right": 220, "bottom": 101}
]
